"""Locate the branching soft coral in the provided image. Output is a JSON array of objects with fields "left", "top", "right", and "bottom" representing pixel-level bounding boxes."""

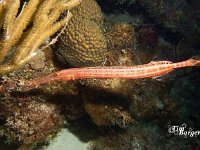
[{"left": 0, "top": 0, "right": 82, "bottom": 74}]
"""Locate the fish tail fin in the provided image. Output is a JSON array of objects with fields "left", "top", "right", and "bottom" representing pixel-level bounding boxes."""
[{"left": 189, "top": 56, "right": 200, "bottom": 66}]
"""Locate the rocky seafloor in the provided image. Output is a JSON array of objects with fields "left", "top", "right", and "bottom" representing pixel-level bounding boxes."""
[{"left": 0, "top": 0, "right": 200, "bottom": 149}]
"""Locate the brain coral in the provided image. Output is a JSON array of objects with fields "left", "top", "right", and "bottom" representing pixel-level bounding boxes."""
[{"left": 56, "top": 0, "right": 107, "bottom": 67}]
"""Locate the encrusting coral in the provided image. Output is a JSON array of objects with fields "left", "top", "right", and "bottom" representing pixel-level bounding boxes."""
[
  {"left": 56, "top": 0, "right": 107, "bottom": 67},
  {"left": 0, "top": 0, "right": 82, "bottom": 74},
  {"left": 107, "top": 23, "right": 135, "bottom": 51},
  {"left": 0, "top": 96, "right": 64, "bottom": 145}
]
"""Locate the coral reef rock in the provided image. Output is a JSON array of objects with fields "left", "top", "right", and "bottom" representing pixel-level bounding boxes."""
[
  {"left": 138, "top": 25, "right": 159, "bottom": 48},
  {"left": 0, "top": 97, "right": 64, "bottom": 145},
  {"left": 138, "top": 0, "right": 198, "bottom": 35},
  {"left": 107, "top": 23, "right": 135, "bottom": 51},
  {"left": 83, "top": 92, "right": 132, "bottom": 127}
]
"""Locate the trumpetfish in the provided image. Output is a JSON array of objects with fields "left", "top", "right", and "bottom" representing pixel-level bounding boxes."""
[
  {"left": 23, "top": 58, "right": 200, "bottom": 89},
  {"left": 0, "top": 57, "right": 199, "bottom": 92}
]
